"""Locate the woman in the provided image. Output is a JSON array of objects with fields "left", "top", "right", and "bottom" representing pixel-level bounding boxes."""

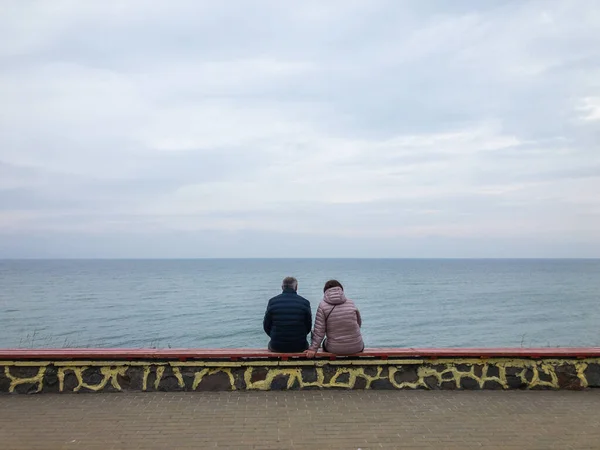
[{"left": 305, "top": 280, "right": 364, "bottom": 357}]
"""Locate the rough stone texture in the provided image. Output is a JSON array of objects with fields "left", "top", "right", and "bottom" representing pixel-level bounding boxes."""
[
  {"left": 301, "top": 367, "right": 318, "bottom": 383},
  {"left": 1, "top": 391, "right": 600, "bottom": 449},
  {"left": 460, "top": 376, "right": 480, "bottom": 389},
  {"left": 249, "top": 367, "right": 268, "bottom": 383},
  {"left": 61, "top": 371, "right": 80, "bottom": 392},
  {"left": 14, "top": 382, "right": 39, "bottom": 395},
  {"left": 556, "top": 364, "right": 583, "bottom": 390},
  {"left": 1, "top": 357, "right": 598, "bottom": 393},
  {"left": 585, "top": 363, "right": 600, "bottom": 387},
  {"left": 270, "top": 374, "right": 289, "bottom": 390},
  {"left": 487, "top": 364, "right": 501, "bottom": 378},
  {"left": 0, "top": 374, "right": 10, "bottom": 393},
  {"left": 424, "top": 376, "right": 442, "bottom": 389},
  {"left": 483, "top": 379, "right": 505, "bottom": 390},
  {"left": 196, "top": 372, "right": 232, "bottom": 391},
  {"left": 369, "top": 378, "right": 394, "bottom": 390},
  {"left": 391, "top": 365, "right": 419, "bottom": 384},
  {"left": 125, "top": 367, "right": 144, "bottom": 391},
  {"left": 352, "top": 377, "right": 367, "bottom": 389},
  {"left": 506, "top": 367, "right": 528, "bottom": 389},
  {"left": 42, "top": 365, "right": 60, "bottom": 393}
]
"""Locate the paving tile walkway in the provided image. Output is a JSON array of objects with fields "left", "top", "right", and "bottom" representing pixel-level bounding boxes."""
[{"left": 1, "top": 390, "right": 599, "bottom": 449}]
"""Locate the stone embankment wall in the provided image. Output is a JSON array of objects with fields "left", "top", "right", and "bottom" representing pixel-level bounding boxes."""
[{"left": 1, "top": 349, "right": 599, "bottom": 393}]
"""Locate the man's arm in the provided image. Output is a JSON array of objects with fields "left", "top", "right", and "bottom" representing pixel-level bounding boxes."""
[
  {"left": 305, "top": 301, "right": 312, "bottom": 335},
  {"left": 263, "top": 301, "right": 272, "bottom": 337}
]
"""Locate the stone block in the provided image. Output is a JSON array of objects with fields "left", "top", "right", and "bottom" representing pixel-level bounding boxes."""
[
  {"left": 233, "top": 368, "right": 246, "bottom": 390},
  {"left": 455, "top": 363, "right": 473, "bottom": 374},
  {"left": 392, "top": 366, "right": 420, "bottom": 385},
  {"left": 486, "top": 365, "right": 500, "bottom": 378},
  {"left": 505, "top": 367, "right": 527, "bottom": 389},
  {"left": 363, "top": 366, "right": 383, "bottom": 378},
  {"left": 116, "top": 373, "right": 131, "bottom": 391},
  {"left": 440, "top": 381, "right": 458, "bottom": 390},
  {"left": 537, "top": 367, "right": 554, "bottom": 384},
  {"left": 81, "top": 367, "right": 104, "bottom": 388},
  {"left": 520, "top": 368, "right": 535, "bottom": 385},
  {"left": 270, "top": 374, "right": 290, "bottom": 390},
  {"left": 460, "top": 377, "right": 480, "bottom": 389},
  {"left": 125, "top": 367, "right": 144, "bottom": 391},
  {"left": 0, "top": 368, "right": 10, "bottom": 392},
  {"left": 321, "top": 365, "right": 338, "bottom": 384},
  {"left": 424, "top": 375, "right": 441, "bottom": 389},
  {"left": 483, "top": 380, "right": 504, "bottom": 390},
  {"left": 584, "top": 363, "right": 600, "bottom": 387},
  {"left": 370, "top": 378, "right": 394, "bottom": 389},
  {"left": 14, "top": 382, "right": 41, "bottom": 395},
  {"left": 333, "top": 371, "right": 350, "bottom": 385},
  {"left": 555, "top": 364, "right": 583, "bottom": 390},
  {"left": 61, "top": 371, "right": 80, "bottom": 392},
  {"left": 145, "top": 368, "right": 158, "bottom": 392},
  {"left": 43, "top": 365, "right": 60, "bottom": 393},
  {"left": 195, "top": 372, "right": 234, "bottom": 391},
  {"left": 250, "top": 367, "right": 269, "bottom": 383},
  {"left": 158, "top": 367, "right": 185, "bottom": 391},
  {"left": 352, "top": 377, "right": 367, "bottom": 389},
  {"left": 300, "top": 367, "right": 318, "bottom": 384},
  {"left": 13, "top": 366, "right": 43, "bottom": 378}
]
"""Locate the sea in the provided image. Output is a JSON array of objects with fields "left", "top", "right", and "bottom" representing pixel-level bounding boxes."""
[{"left": 1, "top": 259, "right": 599, "bottom": 349}]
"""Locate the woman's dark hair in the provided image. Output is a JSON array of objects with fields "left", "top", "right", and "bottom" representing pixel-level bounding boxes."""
[{"left": 323, "top": 279, "right": 343, "bottom": 293}]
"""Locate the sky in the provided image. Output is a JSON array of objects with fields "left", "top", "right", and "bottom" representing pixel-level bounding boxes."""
[{"left": 0, "top": 0, "right": 599, "bottom": 258}]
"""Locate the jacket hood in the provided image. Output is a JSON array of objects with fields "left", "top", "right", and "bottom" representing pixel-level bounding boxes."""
[{"left": 323, "top": 286, "right": 347, "bottom": 305}]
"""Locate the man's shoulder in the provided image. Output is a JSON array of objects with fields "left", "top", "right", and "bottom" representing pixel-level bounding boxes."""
[
  {"left": 296, "top": 294, "right": 311, "bottom": 305},
  {"left": 268, "top": 292, "right": 310, "bottom": 305},
  {"left": 268, "top": 292, "right": 284, "bottom": 302}
]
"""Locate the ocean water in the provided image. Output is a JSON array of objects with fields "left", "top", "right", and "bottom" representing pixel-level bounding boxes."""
[{"left": 0, "top": 259, "right": 599, "bottom": 349}]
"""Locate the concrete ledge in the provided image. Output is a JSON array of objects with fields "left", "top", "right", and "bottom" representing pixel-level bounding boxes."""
[
  {"left": 1, "top": 348, "right": 599, "bottom": 393},
  {"left": 2, "top": 347, "right": 600, "bottom": 360}
]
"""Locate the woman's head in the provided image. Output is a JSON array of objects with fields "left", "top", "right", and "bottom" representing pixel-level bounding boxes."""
[{"left": 323, "top": 279, "right": 343, "bottom": 293}]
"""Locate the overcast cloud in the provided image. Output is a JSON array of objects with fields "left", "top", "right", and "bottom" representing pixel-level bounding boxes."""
[{"left": 1, "top": 0, "right": 599, "bottom": 258}]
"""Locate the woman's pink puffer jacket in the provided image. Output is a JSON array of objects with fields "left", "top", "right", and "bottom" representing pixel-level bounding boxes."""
[{"left": 309, "top": 286, "right": 363, "bottom": 354}]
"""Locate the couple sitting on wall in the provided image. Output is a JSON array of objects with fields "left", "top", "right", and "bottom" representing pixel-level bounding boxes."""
[{"left": 263, "top": 276, "right": 364, "bottom": 357}]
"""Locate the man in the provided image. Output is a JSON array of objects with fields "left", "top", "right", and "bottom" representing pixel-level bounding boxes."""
[{"left": 263, "top": 276, "right": 312, "bottom": 353}]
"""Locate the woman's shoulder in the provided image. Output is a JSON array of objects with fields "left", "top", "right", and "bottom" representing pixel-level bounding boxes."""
[{"left": 344, "top": 298, "right": 358, "bottom": 308}]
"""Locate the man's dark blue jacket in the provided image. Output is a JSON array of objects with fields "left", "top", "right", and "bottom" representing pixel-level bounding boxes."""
[{"left": 263, "top": 288, "right": 312, "bottom": 353}]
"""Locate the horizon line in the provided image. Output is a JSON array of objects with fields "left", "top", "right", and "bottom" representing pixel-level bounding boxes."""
[{"left": 1, "top": 257, "right": 599, "bottom": 261}]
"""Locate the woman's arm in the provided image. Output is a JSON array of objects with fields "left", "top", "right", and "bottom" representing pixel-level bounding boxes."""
[
  {"left": 308, "top": 304, "right": 326, "bottom": 351},
  {"left": 356, "top": 308, "right": 362, "bottom": 328}
]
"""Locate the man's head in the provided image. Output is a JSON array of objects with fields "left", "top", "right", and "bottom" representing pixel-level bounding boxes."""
[{"left": 282, "top": 276, "right": 298, "bottom": 292}]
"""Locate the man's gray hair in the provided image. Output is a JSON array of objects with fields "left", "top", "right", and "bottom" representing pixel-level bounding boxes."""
[{"left": 282, "top": 276, "right": 298, "bottom": 291}]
